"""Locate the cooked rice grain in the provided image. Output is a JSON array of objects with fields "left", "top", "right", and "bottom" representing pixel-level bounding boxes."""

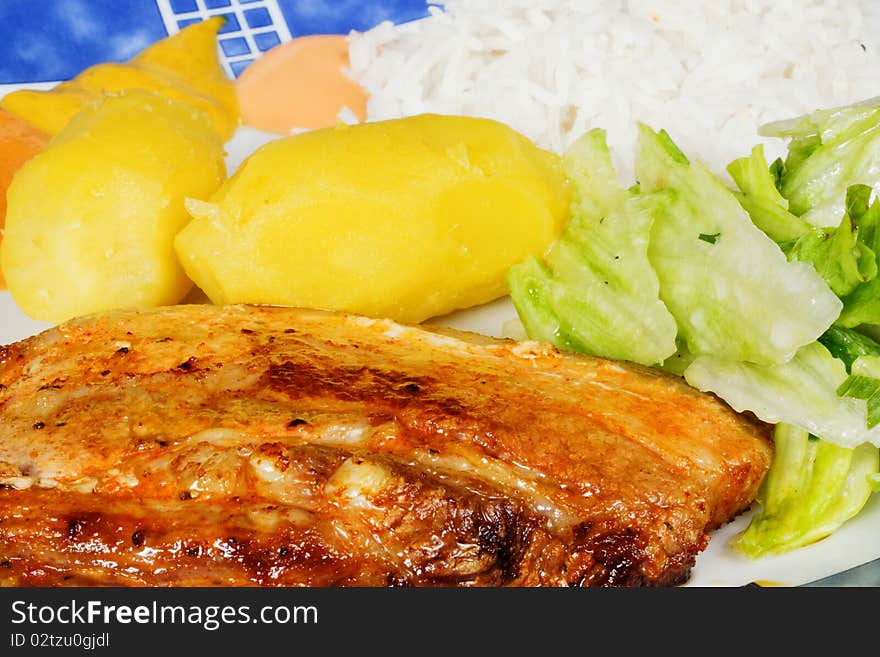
[{"left": 348, "top": 0, "right": 880, "bottom": 182}]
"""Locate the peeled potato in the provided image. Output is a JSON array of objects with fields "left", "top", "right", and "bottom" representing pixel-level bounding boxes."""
[
  {"left": 1, "top": 17, "right": 239, "bottom": 140},
  {"left": 176, "top": 113, "right": 571, "bottom": 323},
  {"left": 1, "top": 90, "right": 225, "bottom": 323}
]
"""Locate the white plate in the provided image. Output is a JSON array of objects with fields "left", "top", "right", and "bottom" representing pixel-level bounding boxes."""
[{"left": 3, "top": 122, "right": 879, "bottom": 589}]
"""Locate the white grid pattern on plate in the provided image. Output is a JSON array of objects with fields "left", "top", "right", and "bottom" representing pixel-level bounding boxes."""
[{"left": 154, "top": 0, "right": 293, "bottom": 78}]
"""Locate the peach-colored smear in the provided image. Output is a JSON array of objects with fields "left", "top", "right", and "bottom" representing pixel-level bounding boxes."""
[{"left": 235, "top": 34, "right": 368, "bottom": 134}]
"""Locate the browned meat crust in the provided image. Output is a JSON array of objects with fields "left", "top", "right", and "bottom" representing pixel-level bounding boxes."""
[{"left": 0, "top": 304, "right": 772, "bottom": 586}]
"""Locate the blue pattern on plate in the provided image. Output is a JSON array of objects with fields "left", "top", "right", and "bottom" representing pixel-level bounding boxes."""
[{"left": 0, "top": 0, "right": 432, "bottom": 84}]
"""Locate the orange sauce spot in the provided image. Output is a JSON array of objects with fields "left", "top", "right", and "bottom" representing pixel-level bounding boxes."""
[
  {"left": 0, "top": 109, "right": 50, "bottom": 289},
  {"left": 752, "top": 580, "right": 789, "bottom": 587},
  {"left": 235, "top": 34, "right": 368, "bottom": 134}
]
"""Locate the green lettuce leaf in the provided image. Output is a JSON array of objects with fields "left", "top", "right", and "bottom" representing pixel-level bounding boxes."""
[
  {"left": 506, "top": 255, "right": 572, "bottom": 349},
  {"left": 759, "top": 97, "right": 880, "bottom": 228},
  {"left": 684, "top": 341, "right": 880, "bottom": 448},
  {"left": 837, "top": 355, "right": 880, "bottom": 429},
  {"left": 507, "top": 128, "right": 678, "bottom": 366},
  {"left": 727, "top": 144, "right": 808, "bottom": 245},
  {"left": 818, "top": 324, "right": 880, "bottom": 371},
  {"left": 834, "top": 186, "right": 880, "bottom": 327},
  {"left": 787, "top": 212, "right": 875, "bottom": 298},
  {"left": 636, "top": 123, "right": 842, "bottom": 365},
  {"left": 734, "top": 423, "right": 879, "bottom": 558},
  {"left": 729, "top": 148, "right": 880, "bottom": 301}
]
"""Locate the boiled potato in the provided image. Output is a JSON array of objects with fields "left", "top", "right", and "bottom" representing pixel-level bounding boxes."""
[
  {"left": 1, "top": 17, "right": 239, "bottom": 140},
  {"left": 175, "top": 114, "right": 570, "bottom": 323},
  {"left": 1, "top": 90, "right": 225, "bottom": 323}
]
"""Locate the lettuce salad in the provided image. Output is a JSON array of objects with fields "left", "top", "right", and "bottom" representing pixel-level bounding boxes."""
[{"left": 508, "top": 97, "right": 880, "bottom": 558}]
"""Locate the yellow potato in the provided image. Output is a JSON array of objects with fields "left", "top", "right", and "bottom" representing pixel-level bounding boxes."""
[
  {"left": 175, "top": 114, "right": 571, "bottom": 323},
  {"left": 1, "top": 90, "right": 225, "bottom": 323},
  {"left": 1, "top": 17, "right": 239, "bottom": 140}
]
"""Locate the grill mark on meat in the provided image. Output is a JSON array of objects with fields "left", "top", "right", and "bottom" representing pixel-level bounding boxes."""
[
  {"left": 67, "top": 517, "right": 87, "bottom": 541},
  {"left": 572, "top": 522, "right": 644, "bottom": 586},
  {"left": 474, "top": 502, "right": 527, "bottom": 583},
  {"left": 268, "top": 360, "right": 466, "bottom": 417},
  {"left": 0, "top": 304, "right": 773, "bottom": 587}
]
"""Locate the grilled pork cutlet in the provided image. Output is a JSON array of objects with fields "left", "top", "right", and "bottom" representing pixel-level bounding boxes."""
[{"left": 0, "top": 304, "right": 772, "bottom": 586}]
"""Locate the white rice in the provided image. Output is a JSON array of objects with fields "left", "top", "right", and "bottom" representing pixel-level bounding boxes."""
[{"left": 347, "top": 0, "right": 880, "bottom": 184}]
